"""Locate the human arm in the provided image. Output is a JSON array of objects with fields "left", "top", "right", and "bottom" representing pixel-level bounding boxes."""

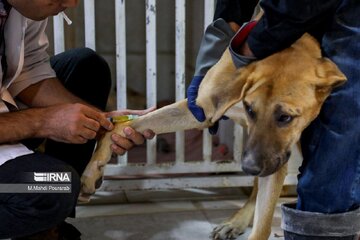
[
  {"left": 214, "top": 0, "right": 258, "bottom": 28},
  {"left": 0, "top": 76, "right": 154, "bottom": 149},
  {"left": 0, "top": 77, "right": 110, "bottom": 144},
  {"left": 0, "top": 102, "right": 110, "bottom": 144},
  {"left": 186, "top": 18, "right": 237, "bottom": 134},
  {"left": 15, "top": 76, "right": 155, "bottom": 150},
  {"left": 246, "top": 0, "right": 341, "bottom": 59},
  {"left": 187, "top": 1, "right": 259, "bottom": 133}
]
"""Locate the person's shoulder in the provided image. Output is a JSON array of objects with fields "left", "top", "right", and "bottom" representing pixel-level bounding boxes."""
[
  {"left": 9, "top": 8, "right": 48, "bottom": 27},
  {"left": 8, "top": 7, "right": 25, "bottom": 21}
]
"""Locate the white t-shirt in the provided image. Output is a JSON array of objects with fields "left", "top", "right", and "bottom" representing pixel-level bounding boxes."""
[{"left": 0, "top": 144, "right": 33, "bottom": 165}]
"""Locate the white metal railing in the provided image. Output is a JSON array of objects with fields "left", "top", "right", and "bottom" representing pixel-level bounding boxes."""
[
  {"left": 115, "top": 0, "right": 128, "bottom": 165},
  {"left": 52, "top": 0, "right": 299, "bottom": 191},
  {"left": 145, "top": 0, "right": 157, "bottom": 165},
  {"left": 84, "top": 0, "right": 96, "bottom": 50},
  {"left": 202, "top": 0, "right": 215, "bottom": 163},
  {"left": 175, "top": 0, "right": 186, "bottom": 164},
  {"left": 53, "top": 15, "right": 65, "bottom": 54}
]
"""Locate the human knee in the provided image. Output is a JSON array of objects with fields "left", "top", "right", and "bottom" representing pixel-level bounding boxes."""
[
  {"left": 75, "top": 48, "right": 111, "bottom": 87},
  {"left": 72, "top": 47, "right": 112, "bottom": 108}
]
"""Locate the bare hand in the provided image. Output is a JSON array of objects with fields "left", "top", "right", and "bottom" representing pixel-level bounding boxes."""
[
  {"left": 105, "top": 107, "right": 155, "bottom": 155},
  {"left": 42, "top": 103, "right": 113, "bottom": 144}
]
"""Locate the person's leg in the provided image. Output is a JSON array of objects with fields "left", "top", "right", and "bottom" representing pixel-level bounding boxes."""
[
  {"left": 45, "top": 48, "right": 112, "bottom": 175},
  {"left": 283, "top": 1, "right": 360, "bottom": 239},
  {"left": 0, "top": 153, "right": 80, "bottom": 239},
  {"left": 50, "top": 47, "right": 111, "bottom": 110},
  {"left": 298, "top": 0, "right": 360, "bottom": 215}
]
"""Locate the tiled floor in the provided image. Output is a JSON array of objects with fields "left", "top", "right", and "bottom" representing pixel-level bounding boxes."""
[{"left": 68, "top": 189, "right": 295, "bottom": 240}]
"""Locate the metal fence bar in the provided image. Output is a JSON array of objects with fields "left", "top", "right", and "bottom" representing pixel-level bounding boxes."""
[
  {"left": 204, "top": 0, "right": 215, "bottom": 26},
  {"left": 202, "top": 0, "right": 215, "bottom": 162},
  {"left": 53, "top": 15, "right": 65, "bottom": 54},
  {"left": 175, "top": 0, "right": 186, "bottom": 164},
  {"left": 115, "top": 0, "right": 128, "bottom": 165},
  {"left": 98, "top": 173, "right": 297, "bottom": 191},
  {"left": 99, "top": 174, "right": 256, "bottom": 191},
  {"left": 84, "top": 0, "right": 96, "bottom": 50},
  {"left": 146, "top": 0, "right": 157, "bottom": 165},
  {"left": 104, "top": 162, "right": 243, "bottom": 176}
]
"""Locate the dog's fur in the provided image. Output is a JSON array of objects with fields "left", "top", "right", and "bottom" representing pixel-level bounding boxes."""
[{"left": 80, "top": 34, "right": 346, "bottom": 240}]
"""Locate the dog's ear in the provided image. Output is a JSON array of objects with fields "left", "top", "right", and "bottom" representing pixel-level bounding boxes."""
[
  {"left": 292, "top": 33, "right": 322, "bottom": 58},
  {"left": 210, "top": 67, "right": 254, "bottom": 123},
  {"left": 315, "top": 58, "right": 347, "bottom": 92},
  {"left": 196, "top": 49, "right": 255, "bottom": 123}
]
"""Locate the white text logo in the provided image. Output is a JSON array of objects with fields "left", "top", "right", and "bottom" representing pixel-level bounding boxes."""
[{"left": 34, "top": 172, "right": 71, "bottom": 182}]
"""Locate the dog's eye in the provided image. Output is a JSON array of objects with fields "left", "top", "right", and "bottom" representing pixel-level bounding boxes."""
[
  {"left": 277, "top": 114, "right": 293, "bottom": 124},
  {"left": 244, "top": 102, "right": 256, "bottom": 119}
]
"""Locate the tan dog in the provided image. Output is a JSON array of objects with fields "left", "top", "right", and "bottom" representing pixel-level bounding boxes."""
[{"left": 80, "top": 33, "right": 346, "bottom": 240}]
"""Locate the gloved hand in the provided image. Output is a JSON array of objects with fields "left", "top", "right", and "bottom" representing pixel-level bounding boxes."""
[
  {"left": 187, "top": 75, "right": 228, "bottom": 134},
  {"left": 229, "top": 20, "right": 257, "bottom": 68},
  {"left": 187, "top": 19, "right": 258, "bottom": 134},
  {"left": 187, "top": 18, "right": 235, "bottom": 134}
]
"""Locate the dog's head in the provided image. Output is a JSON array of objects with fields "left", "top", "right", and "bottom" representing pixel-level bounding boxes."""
[{"left": 197, "top": 33, "right": 346, "bottom": 176}]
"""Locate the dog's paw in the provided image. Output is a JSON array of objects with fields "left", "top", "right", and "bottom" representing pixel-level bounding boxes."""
[
  {"left": 78, "top": 192, "right": 91, "bottom": 203},
  {"left": 80, "top": 175, "right": 97, "bottom": 195},
  {"left": 80, "top": 160, "right": 104, "bottom": 196},
  {"left": 211, "top": 221, "right": 246, "bottom": 240}
]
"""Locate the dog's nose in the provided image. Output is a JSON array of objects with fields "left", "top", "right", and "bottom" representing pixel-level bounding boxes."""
[
  {"left": 242, "top": 152, "right": 262, "bottom": 175},
  {"left": 242, "top": 163, "right": 262, "bottom": 176}
]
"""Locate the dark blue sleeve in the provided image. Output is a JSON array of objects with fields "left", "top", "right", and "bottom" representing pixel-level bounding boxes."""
[
  {"left": 247, "top": 0, "right": 342, "bottom": 59},
  {"left": 214, "top": 0, "right": 258, "bottom": 26}
]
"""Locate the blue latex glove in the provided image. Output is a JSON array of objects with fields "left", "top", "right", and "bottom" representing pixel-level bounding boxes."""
[
  {"left": 187, "top": 76, "right": 206, "bottom": 122},
  {"left": 187, "top": 19, "right": 235, "bottom": 134},
  {"left": 188, "top": 77, "right": 230, "bottom": 134}
]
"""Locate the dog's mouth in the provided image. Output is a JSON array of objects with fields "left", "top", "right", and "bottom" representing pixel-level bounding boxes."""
[
  {"left": 259, "top": 150, "right": 291, "bottom": 176},
  {"left": 242, "top": 150, "right": 291, "bottom": 177}
]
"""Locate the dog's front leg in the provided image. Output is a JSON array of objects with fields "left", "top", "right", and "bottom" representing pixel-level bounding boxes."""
[
  {"left": 248, "top": 163, "right": 287, "bottom": 240},
  {"left": 212, "top": 178, "right": 257, "bottom": 240},
  {"left": 80, "top": 99, "right": 211, "bottom": 200}
]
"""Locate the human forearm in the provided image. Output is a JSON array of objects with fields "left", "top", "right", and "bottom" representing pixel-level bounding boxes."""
[
  {"left": 0, "top": 108, "right": 46, "bottom": 143},
  {"left": 0, "top": 103, "right": 114, "bottom": 144}
]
